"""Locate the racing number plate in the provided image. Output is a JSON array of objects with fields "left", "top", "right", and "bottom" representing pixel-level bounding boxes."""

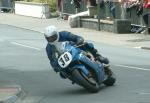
[{"left": 58, "top": 52, "right": 72, "bottom": 68}]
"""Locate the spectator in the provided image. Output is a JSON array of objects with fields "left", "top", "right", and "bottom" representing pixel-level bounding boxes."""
[{"left": 143, "top": 0, "right": 150, "bottom": 34}]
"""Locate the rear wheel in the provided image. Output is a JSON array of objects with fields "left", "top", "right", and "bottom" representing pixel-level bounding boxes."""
[
  {"left": 72, "top": 69, "right": 100, "bottom": 93},
  {"left": 103, "top": 67, "right": 116, "bottom": 86}
]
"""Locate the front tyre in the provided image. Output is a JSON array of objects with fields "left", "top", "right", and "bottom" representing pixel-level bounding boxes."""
[{"left": 72, "top": 69, "right": 100, "bottom": 93}]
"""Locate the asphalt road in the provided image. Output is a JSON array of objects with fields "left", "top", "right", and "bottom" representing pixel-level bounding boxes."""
[{"left": 0, "top": 24, "right": 150, "bottom": 103}]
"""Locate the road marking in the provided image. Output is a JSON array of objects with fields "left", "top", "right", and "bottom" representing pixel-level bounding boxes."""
[
  {"left": 134, "top": 47, "right": 141, "bottom": 49},
  {"left": 11, "top": 42, "right": 41, "bottom": 51},
  {"left": 114, "top": 64, "right": 150, "bottom": 71},
  {"left": 134, "top": 46, "right": 150, "bottom": 50},
  {"left": 138, "top": 92, "right": 150, "bottom": 95}
]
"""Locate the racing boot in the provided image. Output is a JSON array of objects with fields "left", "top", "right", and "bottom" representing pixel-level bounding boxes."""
[
  {"left": 95, "top": 53, "right": 109, "bottom": 64},
  {"left": 103, "top": 64, "right": 112, "bottom": 77},
  {"left": 90, "top": 48, "right": 109, "bottom": 64},
  {"left": 94, "top": 53, "right": 112, "bottom": 76}
]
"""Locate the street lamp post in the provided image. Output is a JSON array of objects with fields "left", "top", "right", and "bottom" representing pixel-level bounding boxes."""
[
  {"left": 97, "top": 0, "right": 101, "bottom": 31},
  {"left": 12, "top": 0, "right": 15, "bottom": 13}
]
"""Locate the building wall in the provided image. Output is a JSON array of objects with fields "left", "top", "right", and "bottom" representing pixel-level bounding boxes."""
[{"left": 15, "top": 1, "right": 50, "bottom": 18}]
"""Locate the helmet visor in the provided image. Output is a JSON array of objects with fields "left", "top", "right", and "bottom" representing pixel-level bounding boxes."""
[{"left": 45, "top": 33, "right": 58, "bottom": 42}]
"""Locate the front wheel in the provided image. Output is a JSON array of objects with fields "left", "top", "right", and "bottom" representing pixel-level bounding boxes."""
[{"left": 72, "top": 69, "right": 100, "bottom": 93}]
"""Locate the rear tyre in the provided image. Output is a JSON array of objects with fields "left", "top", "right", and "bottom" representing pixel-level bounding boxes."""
[
  {"left": 72, "top": 69, "right": 100, "bottom": 93},
  {"left": 103, "top": 67, "right": 116, "bottom": 86},
  {"left": 103, "top": 76, "right": 116, "bottom": 86}
]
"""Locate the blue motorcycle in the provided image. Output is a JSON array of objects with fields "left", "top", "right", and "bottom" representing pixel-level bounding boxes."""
[{"left": 57, "top": 42, "right": 116, "bottom": 93}]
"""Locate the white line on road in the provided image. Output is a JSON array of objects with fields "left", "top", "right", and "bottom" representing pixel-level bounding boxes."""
[
  {"left": 134, "top": 47, "right": 141, "bottom": 49},
  {"left": 138, "top": 92, "right": 150, "bottom": 95},
  {"left": 11, "top": 42, "right": 41, "bottom": 51},
  {"left": 114, "top": 64, "right": 150, "bottom": 71}
]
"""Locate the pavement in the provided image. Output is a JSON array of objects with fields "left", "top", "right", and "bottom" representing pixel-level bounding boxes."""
[
  {"left": 0, "top": 81, "right": 22, "bottom": 103},
  {"left": 0, "top": 13, "right": 150, "bottom": 103}
]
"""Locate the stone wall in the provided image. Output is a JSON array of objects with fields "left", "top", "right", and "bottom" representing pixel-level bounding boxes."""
[{"left": 80, "top": 18, "right": 131, "bottom": 33}]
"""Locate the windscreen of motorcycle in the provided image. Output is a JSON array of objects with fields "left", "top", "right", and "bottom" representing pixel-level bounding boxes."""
[{"left": 51, "top": 41, "right": 68, "bottom": 54}]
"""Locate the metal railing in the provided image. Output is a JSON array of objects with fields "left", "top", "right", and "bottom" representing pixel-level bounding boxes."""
[
  {"left": 0, "top": 0, "right": 14, "bottom": 13},
  {"left": 63, "top": 1, "right": 149, "bottom": 29},
  {"left": 63, "top": 0, "right": 87, "bottom": 14},
  {"left": 98, "top": 2, "right": 149, "bottom": 25}
]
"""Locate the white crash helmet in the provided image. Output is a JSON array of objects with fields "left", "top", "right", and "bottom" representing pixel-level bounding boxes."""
[{"left": 44, "top": 25, "right": 59, "bottom": 42}]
